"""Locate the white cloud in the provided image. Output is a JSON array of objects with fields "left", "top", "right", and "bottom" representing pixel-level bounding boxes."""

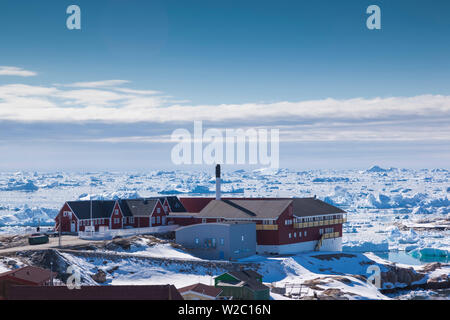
[
  {"left": 0, "top": 66, "right": 37, "bottom": 77},
  {"left": 115, "top": 88, "right": 161, "bottom": 95},
  {"left": 60, "top": 80, "right": 130, "bottom": 88},
  {"left": 0, "top": 80, "right": 449, "bottom": 142}
]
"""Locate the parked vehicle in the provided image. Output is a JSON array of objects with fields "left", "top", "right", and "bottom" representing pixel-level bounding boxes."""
[
  {"left": 28, "top": 233, "right": 49, "bottom": 245},
  {"left": 44, "top": 231, "right": 60, "bottom": 238}
]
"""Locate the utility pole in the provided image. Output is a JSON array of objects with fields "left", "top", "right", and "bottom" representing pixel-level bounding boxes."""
[
  {"left": 90, "top": 198, "right": 93, "bottom": 236},
  {"left": 58, "top": 211, "right": 62, "bottom": 247},
  {"left": 50, "top": 261, "right": 54, "bottom": 286}
]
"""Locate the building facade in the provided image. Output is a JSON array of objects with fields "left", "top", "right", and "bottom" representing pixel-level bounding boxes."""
[
  {"left": 173, "top": 197, "right": 346, "bottom": 254},
  {"left": 175, "top": 222, "right": 256, "bottom": 260},
  {"left": 55, "top": 196, "right": 186, "bottom": 233}
]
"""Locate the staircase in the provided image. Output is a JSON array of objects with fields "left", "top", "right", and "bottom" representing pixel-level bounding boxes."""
[{"left": 314, "top": 234, "right": 325, "bottom": 251}]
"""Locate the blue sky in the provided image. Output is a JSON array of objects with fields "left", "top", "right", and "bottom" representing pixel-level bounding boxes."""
[{"left": 0, "top": 0, "right": 449, "bottom": 171}]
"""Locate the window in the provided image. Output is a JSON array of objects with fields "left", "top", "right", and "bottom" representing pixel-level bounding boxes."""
[
  {"left": 130, "top": 217, "right": 134, "bottom": 224},
  {"left": 294, "top": 232, "right": 297, "bottom": 238},
  {"left": 202, "top": 218, "right": 206, "bottom": 223},
  {"left": 157, "top": 208, "right": 161, "bottom": 214},
  {"left": 194, "top": 238, "right": 199, "bottom": 245},
  {"left": 289, "top": 233, "right": 292, "bottom": 239},
  {"left": 220, "top": 238, "right": 224, "bottom": 245},
  {"left": 151, "top": 217, "right": 156, "bottom": 224},
  {"left": 241, "top": 235, "right": 245, "bottom": 242},
  {"left": 115, "top": 209, "right": 119, "bottom": 215},
  {"left": 304, "top": 231, "right": 307, "bottom": 237},
  {"left": 114, "top": 218, "right": 119, "bottom": 224},
  {"left": 156, "top": 216, "right": 160, "bottom": 224}
]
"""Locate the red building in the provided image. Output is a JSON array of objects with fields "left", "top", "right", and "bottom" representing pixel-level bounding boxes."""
[
  {"left": 55, "top": 196, "right": 187, "bottom": 233},
  {"left": 2, "top": 284, "right": 183, "bottom": 300},
  {"left": 172, "top": 197, "right": 346, "bottom": 254},
  {"left": 0, "top": 266, "right": 56, "bottom": 299}
]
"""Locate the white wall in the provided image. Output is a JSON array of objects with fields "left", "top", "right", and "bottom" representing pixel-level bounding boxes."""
[{"left": 257, "top": 237, "right": 342, "bottom": 255}]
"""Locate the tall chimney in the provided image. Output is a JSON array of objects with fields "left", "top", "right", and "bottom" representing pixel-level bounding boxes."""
[{"left": 215, "top": 164, "right": 221, "bottom": 200}]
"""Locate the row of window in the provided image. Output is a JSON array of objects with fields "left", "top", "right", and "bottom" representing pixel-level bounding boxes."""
[
  {"left": 287, "top": 227, "right": 336, "bottom": 239},
  {"left": 80, "top": 217, "right": 136, "bottom": 226},
  {"left": 80, "top": 216, "right": 167, "bottom": 227},
  {"left": 294, "top": 214, "right": 343, "bottom": 224},
  {"left": 288, "top": 231, "right": 307, "bottom": 239},
  {"left": 193, "top": 235, "right": 245, "bottom": 247}
]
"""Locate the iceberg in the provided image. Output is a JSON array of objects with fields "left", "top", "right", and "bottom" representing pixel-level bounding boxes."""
[{"left": 409, "top": 248, "right": 448, "bottom": 259}]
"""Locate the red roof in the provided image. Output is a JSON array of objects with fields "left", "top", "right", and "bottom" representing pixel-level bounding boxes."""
[
  {"left": 179, "top": 198, "right": 215, "bottom": 213},
  {"left": 0, "top": 266, "right": 55, "bottom": 285},
  {"left": 178, "top": 283, "right": 222, "bottom": 298},
  {"left": 4, "top": 284, "right": 183, "bottom": 300}
]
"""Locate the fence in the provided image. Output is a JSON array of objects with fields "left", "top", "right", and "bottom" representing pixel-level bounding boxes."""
[{"left": 78, "top": 225, "right": 179, "bottom": 240}]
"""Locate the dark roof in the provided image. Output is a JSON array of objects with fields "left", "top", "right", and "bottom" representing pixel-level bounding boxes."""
[
  {"left": 0, "top": 266, "right": 55, "bottom": 285},
  {"left": 4, "top": 284, "right": 183, "bottom": 300},
  {"left": 197, "top": 199, "right": 292, "bottom": 220},
  {"left": 291, "top": 198, "right": 345, "bottom": 217},
  {"left": 67, "top": 200, "right": 116, "bottom": 220},
  {"left": 141, "top": 196, "right": 187, "bottom": 213},
  {"left": 120, "top": 199, "right": 159, "bottom": 217},
  {"left": 165, "top": 196, "right": 187, "bottom": 212},
  {"left": 178, "top": 283, "right": 222, "bottom": 298},
  {"left": 217, "top": 270, "right": 268, "bottom": 292},
  {"left": 117, "top": 199, "right": 133, "bottom": 217}
]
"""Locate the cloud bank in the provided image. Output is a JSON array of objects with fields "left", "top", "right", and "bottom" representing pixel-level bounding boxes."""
[{"left": 0, "top": 73, "right": 449, "bottom": 143}]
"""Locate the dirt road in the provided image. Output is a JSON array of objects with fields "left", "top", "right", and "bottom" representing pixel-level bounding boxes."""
[{"left": 0, "top": 236, "right": 103, "bottom": 255}]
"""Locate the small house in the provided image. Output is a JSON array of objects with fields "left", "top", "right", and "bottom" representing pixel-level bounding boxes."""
[
  {"left": 2, "top": 284, "right": 183, "bottom": 300},
  {"left": 214, "top": 270, "right": 270, "bottom": 300},
  {"left": 178, "top": 283, "right": 223, "bottom": 300},
  {"left": 0, "top": 266, "right": 56, "bottom": 299}
]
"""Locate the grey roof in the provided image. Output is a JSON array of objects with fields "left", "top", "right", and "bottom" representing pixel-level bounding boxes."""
[
  {"left": 67, "top": 200, "right": 116, "bottom": 220},
  {"left": 120, "top": 199, "right": 159, "bottom": 217},
  {"left": 291, "top": 198, "right": 345, "bottom": 217},
  {"left": 197, "top": 199, "right": 292, "bottom": 220}
]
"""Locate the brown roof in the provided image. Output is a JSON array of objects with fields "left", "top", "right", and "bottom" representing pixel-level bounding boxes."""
[
  {"left": 178, "top": 197, "right": 345, "bottom": 219},
  {"left": 197, "top": 199, "right": 292, "bottom": 220},
  {"left": 0, "top": 266, "right": 55, "bottom": 285},
  {"left": 291, "top": 198, "right": 345, "bottom": 217},
  {"left": 178, "top": 283, "right": 222, "bottom": 298},
  {"left": 122, "top": 199, "right": 159, "bottom": 217},
  {"left": 4, "top": 284, "right": 183, "bottom": 300}
]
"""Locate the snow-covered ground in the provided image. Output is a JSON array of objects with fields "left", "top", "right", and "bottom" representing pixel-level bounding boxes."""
[
  {"left": 17, "top": 241, "right": 444, "bottom": 300},
  {"left": 0, "top": 166, "right": 448, "bottom": 255},
  {"left": 0, "top": 166, "right": 448, "bottom": 286}
]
